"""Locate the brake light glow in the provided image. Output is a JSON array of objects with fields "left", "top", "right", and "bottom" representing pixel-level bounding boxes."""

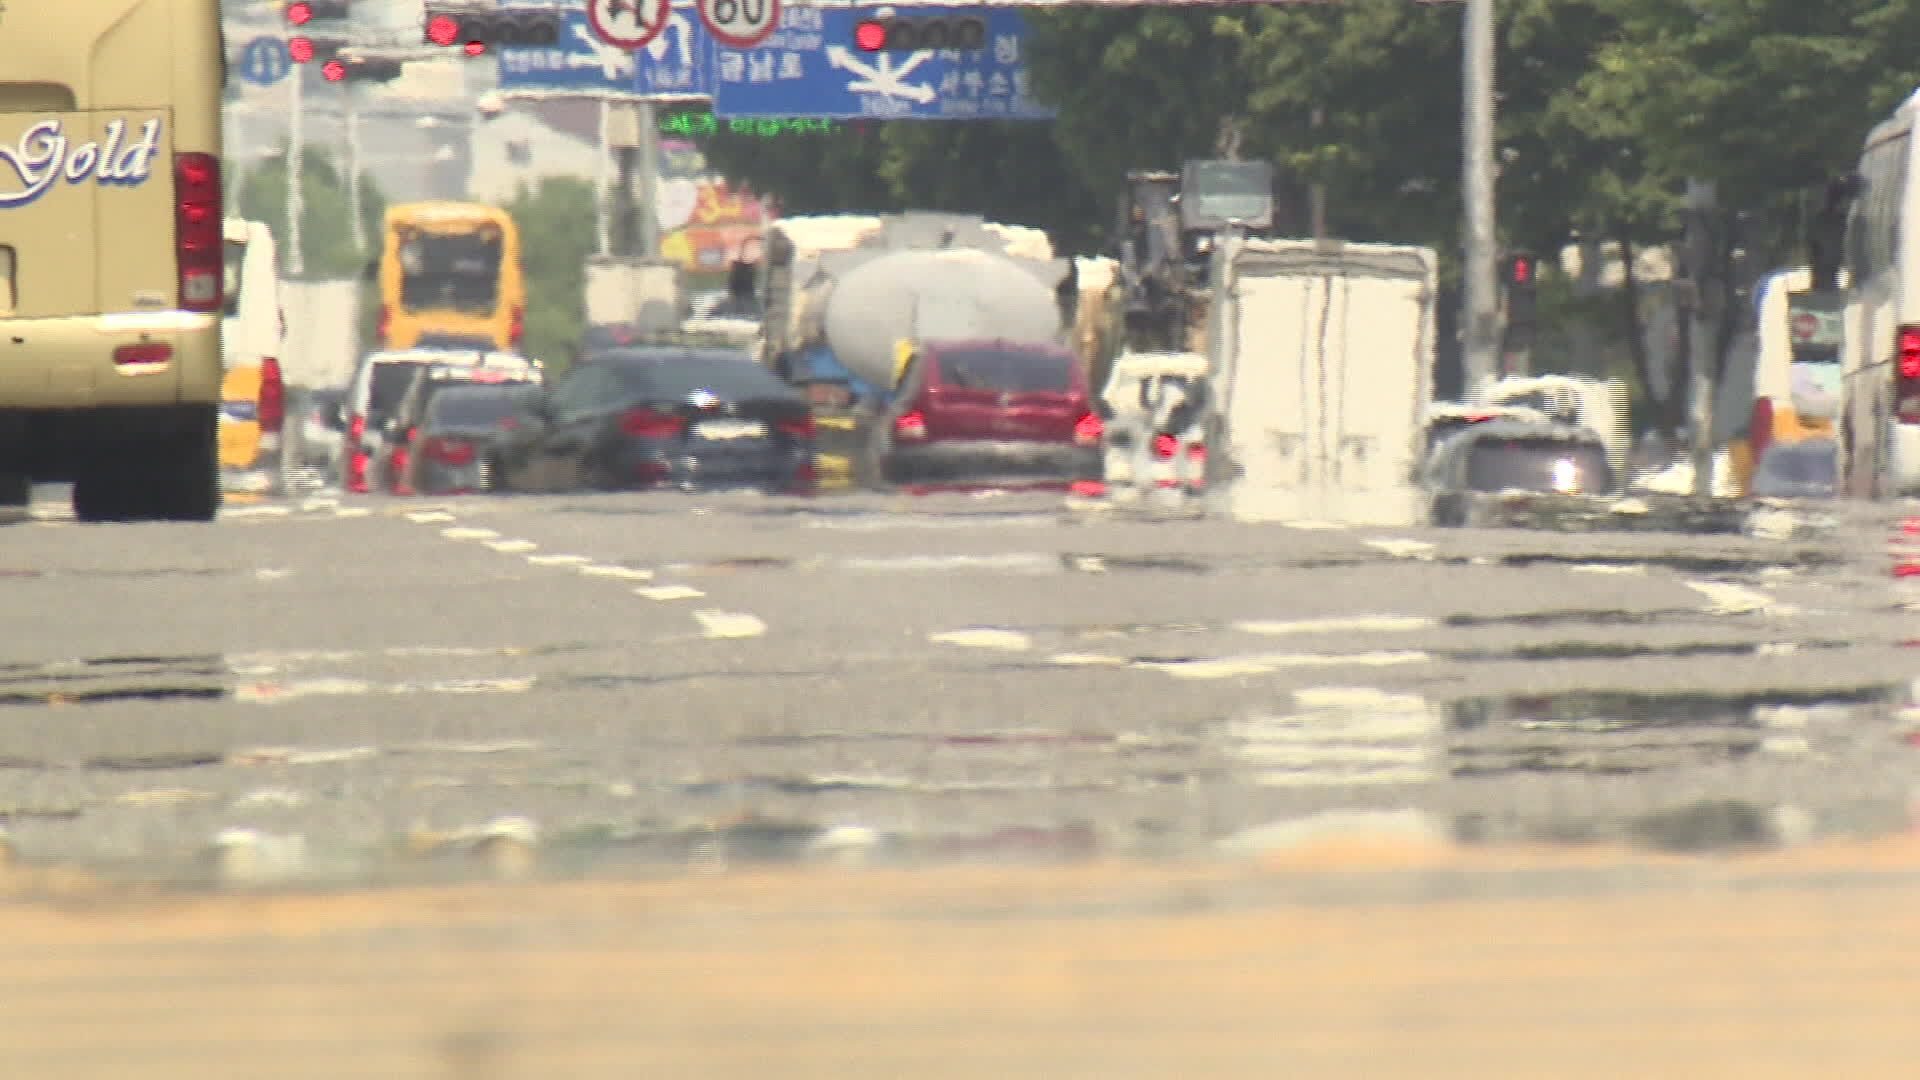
[
  {"left": 348, "top": 413, "right": 366, "bottom": 444},
  {"left": 174, "top": 153, "right": 222, "bottom": 313},
  {"left": 1901, "top": 326, "right": 1920, "bottom": 378},
  {"left": 619, "top": 408, "right": 682, "bottom": 438},
  {"left": 895, "top": 409, "right": 928, "bottom": 441},
  {"left": 376, "top": 306, "right": 391, "bottom": 341},
  {"left": 257, "top": 358, "right": 285, "bottom": 434},
  {"left": 390, "top": 446, "right": 414, "bottom": 495},
  {"left": 1074, "top": 413, "right": 1103, "bottom": 446},
  {"left": 510, "top": 305, "right": 525, "bottom": 344},
  {"left": 1153, "top": 433, "right": 1178, "bottom": 458},
  {"left": 422, "top": 436, "right": 474, "bottom": 465},
  {"left": 775, "top": 415, "right": 814, "bottom": 438},
  {"left": 346, "top": 449, "right": 369, "bottom": 493}
]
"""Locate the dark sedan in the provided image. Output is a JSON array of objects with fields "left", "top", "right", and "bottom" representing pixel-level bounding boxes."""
[
  {"left": 399, "top": 384, "right": 538, "bottom": 495},
  {"left": 492, "top": 350, "right": 816, "bottom": 494}
]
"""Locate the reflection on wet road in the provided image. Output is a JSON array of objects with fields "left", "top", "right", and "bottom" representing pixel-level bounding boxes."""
[{"left": 2, "top": 486, "right": 1920, "bottom": 885}]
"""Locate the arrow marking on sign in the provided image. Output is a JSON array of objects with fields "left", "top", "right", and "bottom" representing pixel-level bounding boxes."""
[
  {"left": 823, "top": 46, "right": 936, "bottom": 104},
  {"left": 570, "top": 21, "right": 637, "bottom": 79},
  {"left": 642, "top": 11, "right": 694, "bottom": 68}
]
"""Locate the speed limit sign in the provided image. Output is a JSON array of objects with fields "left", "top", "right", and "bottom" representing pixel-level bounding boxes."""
[{"left": 697, "top": 0, "right": 781, "bottom": 50}]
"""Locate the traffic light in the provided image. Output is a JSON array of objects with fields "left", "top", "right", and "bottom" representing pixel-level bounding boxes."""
[
  {"left": 423, "top": 5, "right": 562, "bottom": 54},
  {"left": 290, "top": 35, "right": 348, "bottom": 65},
  {"left": 1504, "top": 250, "right": 1538, "bottom": 350},
  {"left": 1506, "top": 251, "right": 1536, "bottom": 286},
  {"left": 287, "top": 0, "right": 351, "bottom": 66},
  {"left": 324, "top": 55, "right": 405, "bottom": 83},
  {"left": 852, "top": 13, "right": 987, "bottom": 53}
]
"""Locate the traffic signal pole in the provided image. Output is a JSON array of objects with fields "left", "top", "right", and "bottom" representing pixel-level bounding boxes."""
[
  {"left": 1460, "top": 0, "right": 1498, "bottom": 401},
  {"left": 287, "top": 61, "right": 306, "bottom": 277},
  {"left": 345, "top": 79, "right": 364, "bottom": 255}
]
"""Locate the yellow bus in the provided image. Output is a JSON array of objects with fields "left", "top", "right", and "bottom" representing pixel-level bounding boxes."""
[
  {"left": 375, "top": 201, "right": 526, "bottom": 352},
  {"left": 0, "top": 0, "right": 226, "bottom": 521}
]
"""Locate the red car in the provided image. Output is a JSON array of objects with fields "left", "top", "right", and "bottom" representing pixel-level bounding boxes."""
[{"left": 866, "top": 339, "right": 1101, "bottom": 486}]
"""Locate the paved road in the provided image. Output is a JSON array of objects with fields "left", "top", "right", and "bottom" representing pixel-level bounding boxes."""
[{"left": 3, "top": 486, "right": 1918, "bottom": 881}]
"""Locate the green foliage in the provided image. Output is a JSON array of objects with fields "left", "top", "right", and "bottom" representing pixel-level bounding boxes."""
[
  {"left": 235, "top": 144, "right": 386, "bottom": 280},
  {"left": 503, "top": 175, "right": 599, "bottom": 375}
]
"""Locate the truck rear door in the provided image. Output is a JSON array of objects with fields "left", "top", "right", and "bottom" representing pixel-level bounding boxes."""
[{"left": 1216, "top": 243, "right": 1433, "bottom": 526}]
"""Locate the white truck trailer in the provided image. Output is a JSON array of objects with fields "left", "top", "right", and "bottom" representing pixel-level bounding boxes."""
[{"left": 1206, "top": 237, "right": 1437, "bottom": 526}]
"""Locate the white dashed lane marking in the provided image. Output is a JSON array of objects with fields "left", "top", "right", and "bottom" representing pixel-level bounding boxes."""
[
  {"left": 487, "top": 539, "right": 539, "bottom": 553},
  {"left": 579, "top": 564, "right": 654, "bottom": 580},
  {"left": 636, "top": 585, "right": 705, "bottom": 601}
]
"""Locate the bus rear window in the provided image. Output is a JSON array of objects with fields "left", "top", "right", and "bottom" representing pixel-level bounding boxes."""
[{"left": 398, "top": 232, "right": 503, "bottom": 313}]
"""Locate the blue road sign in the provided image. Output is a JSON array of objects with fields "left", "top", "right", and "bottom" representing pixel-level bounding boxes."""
[
  {"left": 496, "top": 4, "right": 714, "bottom": 100},
  {"left": 710, "top": 6, "right": 1054, "bottom": 120},
  {"left": 238, "top": 35, "right": 292, "bottom": 87}
]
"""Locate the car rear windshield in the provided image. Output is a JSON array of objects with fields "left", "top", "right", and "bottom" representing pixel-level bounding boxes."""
[
  {"left": 612, "top": 356, "right": 796, "bottom": 402},
  {"left": 427, "top": 388, "right": 524, "bottom": 427},
  {"left": 935, "top": 347, "right": 1073, "bottom": 393},
  {"left": 367, "top": 363, "right": 426, "bottom": 424},
  {"left": 1465, "top": 439, "right": 1612, "bottom": 493}
]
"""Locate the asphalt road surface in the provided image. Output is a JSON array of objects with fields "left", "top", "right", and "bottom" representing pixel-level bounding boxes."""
[
  {"left": 8, "top": 483, "right": 1920, "bottom": 1076},
  {"left": 2, "top": 485, "right": 1918, "bottom": 879}
]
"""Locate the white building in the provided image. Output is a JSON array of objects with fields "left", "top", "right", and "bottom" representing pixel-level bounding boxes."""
[{"left": 467, "top": 105, "right": 609, "bottom": 204}]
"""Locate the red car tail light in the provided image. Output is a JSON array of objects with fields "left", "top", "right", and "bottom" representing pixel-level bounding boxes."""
[
  {"left": 1073, "top": 413, "right": 1102, "bottom": 446},
  {"left": 894, "top": 409, "right": 928, "bottom": 441},
  {"left": 775, "top": 415, "right": 814, "bottom": 438},
  {"left": 422, "top": 436, "right": 475, "bottom": 465},
  {"left": 257, "top": 357, "right": 285, "bottom": 434},
  {"left": 619, "top": 408, "right": 682, "bottom": 438}
]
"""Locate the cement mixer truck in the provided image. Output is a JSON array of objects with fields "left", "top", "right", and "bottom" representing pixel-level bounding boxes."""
[{"left": 758, "top": 212, "right": 1110, "bottom": 488}]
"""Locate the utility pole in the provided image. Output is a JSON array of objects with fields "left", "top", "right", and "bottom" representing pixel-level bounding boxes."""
[
  {"left": 287, "top": 64, "right": 306, "bottom": 278},
  {"left": 594, "top": 98, "right": 612, "bottom": 257},
  {"left": 1309, "top": 106, "right": 1327, "bottom": 243},
  {"left": 633, "top": 101, "right": 660, "bottom": 259},
  {"left": 344, "top": 79, "right": 365, "bottom": 255},
  {"left": 1460, "top": 0, "right": 1498, "bottom": 400},
  {"left": 1684, "top": 178, "right": 1718, "bottom": 498}
]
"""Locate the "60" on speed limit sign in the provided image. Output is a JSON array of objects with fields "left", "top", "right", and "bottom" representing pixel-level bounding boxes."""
[{"left": 697, "top": 0, "right": 781, "bottom": 49}]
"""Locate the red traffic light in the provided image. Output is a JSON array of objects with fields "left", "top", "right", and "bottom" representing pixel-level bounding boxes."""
[
  {"left": 1509, "top": 253, "right": 1535, "bottom": 284},
  {"left": 426, "top": 13, "right": 459, "bottom": 45},
  {"left": 854, "top": 19, "right": 886, "bottom": 51},
  {"left": 286, "top": 1, "right": 312, "bottom": 24},
  {"left": 288, "top": 36, "right": 315, "bottom": 62},
  {"left": 465, "top": 40, "right": 486, "bottom": 56},
  {"left": 321, "top": 57, "right": 346, "bottom": 81}
]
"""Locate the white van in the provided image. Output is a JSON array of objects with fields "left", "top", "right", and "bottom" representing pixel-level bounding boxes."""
[
  {"left": 218, "top": 219, "right": 288, "bottom": 494},
  {"left": 0, "top": 0, "right": 227, "bottom": 520}
]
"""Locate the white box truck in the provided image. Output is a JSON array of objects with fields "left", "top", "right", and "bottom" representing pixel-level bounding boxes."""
[{"left": 1206, "top": 237, "right": 1436, "bottom": 527}]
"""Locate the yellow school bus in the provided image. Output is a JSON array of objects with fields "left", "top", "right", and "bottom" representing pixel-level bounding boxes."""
[
  {"left": 0, "top": 0, "right": 226, "bottom": 520},
  {"left": 376, "top": 201, "right": 526, "bottom": 352}
]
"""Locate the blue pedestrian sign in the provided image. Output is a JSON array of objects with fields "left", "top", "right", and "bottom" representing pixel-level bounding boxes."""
[
  {"left": 237, "top": 35, "right": 292, "bottom": 87},
  {"left": 711, "top": 6, "right": 1054, "bottom": 120}
]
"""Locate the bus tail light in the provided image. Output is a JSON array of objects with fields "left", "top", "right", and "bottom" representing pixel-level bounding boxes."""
[
  {"left": 1899, "top": 326, "right": 1920, "bottom": 423},
  {"left": 174, "top": 153, "right": 222, "bottom": 313},
  {"left": 376, "top": 305, "right": 391, "bottom": 342},
  {"left": 510, "top": 305, "right": 525, "bottom": 345}
]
